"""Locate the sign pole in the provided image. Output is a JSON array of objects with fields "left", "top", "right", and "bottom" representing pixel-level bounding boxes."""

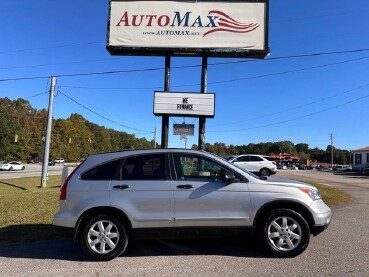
[
  {"left": 161, "top": 54, "right": 170, "bottom": 148},
  {"left": 198, "top": 56, "right": 208, "bottom": 150}
]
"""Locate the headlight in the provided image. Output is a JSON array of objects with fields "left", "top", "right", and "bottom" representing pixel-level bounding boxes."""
[{"left": 299, "top": 187, "right": 322, "bottom": 200}]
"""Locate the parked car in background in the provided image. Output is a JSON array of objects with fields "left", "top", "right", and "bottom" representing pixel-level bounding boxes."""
[
  {"left": 28, "top": 157, "right": 42, "bottom": 164},
  {"left": 333, "top": 165, "right": 352, "bottom": 172},
  {"left": 53, "top": 149, "right": 331, "bottom": 261},
  {"left": 55, "top": 158, "right": 65, "bottom": 163},
  {"left": 277, "top": 164, "right": 287, "bottom": 170},
  {"left": 319, "top": 167, "right": 333, "bottom": 172},
  {"left": 287, "top": 164, "right": 298, "bottom": 170},
  {"left": 0, "top": 161, "right": 25, "bottom": 171},
  {"left": 363, "top": 165, "right": 369, "bottom": 175},
  {"left": 225, "top": 154, "right": 277, "bottom": 177}
]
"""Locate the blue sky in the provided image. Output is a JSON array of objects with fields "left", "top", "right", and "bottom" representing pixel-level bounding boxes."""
[{"left": 1, "top": 0, "right": 369, "bottom": 151}]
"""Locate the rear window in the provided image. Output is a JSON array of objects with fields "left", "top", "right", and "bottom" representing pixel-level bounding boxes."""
[{"left": 81, "top": 159, "right": 122, "bottom": 180}]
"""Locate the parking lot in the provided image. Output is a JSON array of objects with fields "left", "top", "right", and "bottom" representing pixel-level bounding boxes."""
[{"left": 0, "top": 170, "right": 368, "bottom": 276}]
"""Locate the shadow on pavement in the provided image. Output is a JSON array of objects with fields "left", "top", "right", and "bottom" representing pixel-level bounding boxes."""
[
  {"left": 333, "top": 171, "right": 369, "bottom": 179},
  {"left": 0, "top": 232, "right": 265, "bottom": 261}
]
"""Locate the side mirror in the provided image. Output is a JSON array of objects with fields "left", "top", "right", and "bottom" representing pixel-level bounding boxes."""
[{"left": 220, "top": 170, "right": 236, "bottom": 183}]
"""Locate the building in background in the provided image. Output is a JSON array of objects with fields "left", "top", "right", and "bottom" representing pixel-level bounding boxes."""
[{"left": 352, "top": 146, "right": 369, "bottom": 171}]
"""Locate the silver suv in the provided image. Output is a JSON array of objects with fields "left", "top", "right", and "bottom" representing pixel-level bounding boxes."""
[
  {"left": 52, "top": 149, "right": 331, "bottom": 261},
  {"left": 225, "top": 154, "right": 278, "bottom": 177}
]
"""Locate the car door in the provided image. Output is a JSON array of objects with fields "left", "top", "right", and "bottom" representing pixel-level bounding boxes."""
[
  {"left": 109, "top": 153, "right": 174, "bottom": 229},
  {"left": 10, "top": 162, "right": 21, "bottom": 170},
  {"left": 172, "top": 153, "right": 251, "bottom": 227},
  {"left": 247, "top": 155, "right": 263, "bottom": 172},
  {"left": 233, "top": 155, "right": 252, "bottom": 171}
]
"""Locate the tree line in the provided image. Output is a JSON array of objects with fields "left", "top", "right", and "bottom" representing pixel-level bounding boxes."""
[
  {"left": 0, "top": 97, "right": 155, "bottom": 162},
  {"left": 193, "top": 141, "right": 351, "bottom": 165},
  {"left": 0, "top": 97, "right": 351, "bottom": 165}
]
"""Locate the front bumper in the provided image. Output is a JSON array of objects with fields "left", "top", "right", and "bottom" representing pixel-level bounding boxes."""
[
  {"left": 310, "top": 199, "right": 332, "bottom": 236},
  {"left": 312, "top": 221, "right": 330, "bottom": 236}
]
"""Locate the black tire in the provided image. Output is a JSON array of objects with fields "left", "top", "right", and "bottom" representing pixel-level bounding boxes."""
[
  {"left": 22, "top": 166, "right": 25, "bottom": 170},
  {"left": 259, "top": 209, "right": 310, "bottom": 258},
  {"left": 259, "top": 168, "right": 270, "bottom": 177},
  {"left": 80, "top": 214, "right": 128, "bottom": 261},
  {"left": 8, "top": 167, "right": 13, "bottom": 171}
]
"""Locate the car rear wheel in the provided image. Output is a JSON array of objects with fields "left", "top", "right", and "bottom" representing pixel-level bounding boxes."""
[
  {"left": 8, "top": 167, "right": 13, "bottom": 171},
  {"left": 259, "top": 209, "right": 310, "bottom": 257},
  {"left": 259, "top": 168, "right": 270, "bottom": 177},
  {"left": 81, "top": 214, "right": 128, "bottom": 261}
]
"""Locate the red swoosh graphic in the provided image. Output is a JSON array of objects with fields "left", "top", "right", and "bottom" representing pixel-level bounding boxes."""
[{"left": 204, "top": 10, "right": 260, "bottom": 37}]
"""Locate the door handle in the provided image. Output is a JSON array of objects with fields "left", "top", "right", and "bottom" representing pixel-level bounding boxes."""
[
  {"left": 176, "top": 184, "right": 194, "bottom": 189},
  {"left": 113, "top": 184, "right": 130, "bottom": 190}
]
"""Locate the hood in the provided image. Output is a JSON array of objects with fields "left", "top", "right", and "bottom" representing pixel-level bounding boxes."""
[{"left": 265, "top": 177, "right": 316, "bottom": 190}]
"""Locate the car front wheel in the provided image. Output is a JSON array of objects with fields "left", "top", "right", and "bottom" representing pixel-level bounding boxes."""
[
  {"left": 260, "top": 209, "right": 310, "bottom": 257},
  {"left": 81, "top": 214, "right": 128, "bottom": 261}
]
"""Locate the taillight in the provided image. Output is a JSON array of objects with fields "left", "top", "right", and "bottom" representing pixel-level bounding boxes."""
[{"left": 60, "top": 162, "right": 84, "bottom": 200}]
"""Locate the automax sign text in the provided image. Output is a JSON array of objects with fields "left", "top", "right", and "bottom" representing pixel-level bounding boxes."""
[{"left": 108, "top": 1, "right": 267, "bottom": 54}]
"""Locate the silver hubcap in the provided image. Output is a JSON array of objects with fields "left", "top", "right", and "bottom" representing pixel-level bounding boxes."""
[
  {"left": 88, "top": 220, "right": 119, "bottom": 254},
  {"left": 268, "top": 216, "right": 302, "bottom": 251}
]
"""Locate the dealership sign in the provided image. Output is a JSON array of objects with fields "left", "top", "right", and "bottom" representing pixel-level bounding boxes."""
[
  {"left": 153, "top": 92, "right": 215, "bottom": 118},
  {"left": 173, "top": 124, "right": 195, "bottom": 136},
  {"left": 107, "top": 0, "right": 269, "bottom": 58}
]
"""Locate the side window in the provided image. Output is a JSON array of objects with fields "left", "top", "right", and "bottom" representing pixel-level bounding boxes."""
[
  {"left": 81, "top": 159, "right": 122, "bottom": 180},
  {"left": 239, "top": 156, "right": 250, "bottom": 162},
  {"left": 120, "top": 154, "right": 166, "bottom": 180},
  {"left": 173, "top": 154, "right": 225, "bottom": 182},
  {"left": 249, "top": 156, "right": 260, "bottom": 162}
]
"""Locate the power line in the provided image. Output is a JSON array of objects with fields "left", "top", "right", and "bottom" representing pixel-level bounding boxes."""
[
  {"left": 0, "top": 42, "right": 102, "bottom": 54},
  {"left": 0, "top": 58, "right": 115, "bottom": 70},
  {"left": 24, "top": 91, "right": 49, "bottom": 99},
  {"left": 58, "top": 55, "right": 369, "bottom": 91},
  {"left": 208, "top": 92, "right": 369, "bottom": 133},
  {"left": 1, "top": 48, "right": 369, "bottom": 82},
  {"left": 57, "top": 90, "right": 153, "bottom": 134},
  {"left": 210, "top": 82, "right": 369, "bottom": 128}
]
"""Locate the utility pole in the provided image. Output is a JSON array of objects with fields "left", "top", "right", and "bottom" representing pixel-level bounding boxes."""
[
  {"left": 153, "top": 127, "right": 157, "bottom": 149},
  {"left": 330, "top": 133, "right": 334, "bottom": 168},
  {"left": 41, "top": 76, "right": 56, "bottom": 188}
]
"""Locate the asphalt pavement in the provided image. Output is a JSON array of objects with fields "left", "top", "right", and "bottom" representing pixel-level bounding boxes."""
[
  {"left": 0, "top": 170, "right": 368, "bottom": 276},
  {"left": 0, "top": 163, "right": 66, "bottom": 179}
]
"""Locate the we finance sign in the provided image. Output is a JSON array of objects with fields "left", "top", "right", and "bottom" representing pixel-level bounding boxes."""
[{"left": 107, "top": 0, "right": 269, "bottom": 58}]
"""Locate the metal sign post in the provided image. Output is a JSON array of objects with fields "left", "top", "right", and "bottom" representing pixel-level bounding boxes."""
[
  {"left": 198, "top": 56, "right": 208, "bottom": 150},
  {"left": 161, "top": 54, "right": 170, "bottom": 148}
]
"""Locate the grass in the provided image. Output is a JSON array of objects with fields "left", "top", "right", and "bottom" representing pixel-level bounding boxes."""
[
  {"left": 0, "top": 176, "right": 352, "bottom": 245},
  {"left": 313, "top": 183, "right": 352, "bottom": 205},
  {"left": 0, "top": 175, "right": 62, "bottom": 244}
]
